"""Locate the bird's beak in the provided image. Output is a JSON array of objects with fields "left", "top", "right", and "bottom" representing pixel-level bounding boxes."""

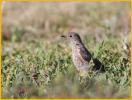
[{"left": 61, "top": 35, "right": 66, "bottom": 38}]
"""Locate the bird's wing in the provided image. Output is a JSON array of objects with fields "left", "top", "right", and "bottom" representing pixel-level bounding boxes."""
[{"left": 79, "top": 47, "right": 91, "bottom": 62}]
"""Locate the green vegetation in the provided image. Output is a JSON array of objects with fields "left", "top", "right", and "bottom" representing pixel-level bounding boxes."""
[{"left": 2, "top": 2, "right": 130, "bottom": 98}]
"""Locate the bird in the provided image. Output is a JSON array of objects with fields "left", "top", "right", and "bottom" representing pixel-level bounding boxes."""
[{"left": 61, "top": 32, "right": 104, "bottom": 76}]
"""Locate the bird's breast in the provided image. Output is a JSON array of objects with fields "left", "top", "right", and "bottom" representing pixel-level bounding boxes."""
[{"left": 72, "top": 48, "right": 88, "bottom": 71}]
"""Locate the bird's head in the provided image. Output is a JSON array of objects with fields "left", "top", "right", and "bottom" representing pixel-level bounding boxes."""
[{"left": 61, "top": 32, "right": 83, "bottom": 47}]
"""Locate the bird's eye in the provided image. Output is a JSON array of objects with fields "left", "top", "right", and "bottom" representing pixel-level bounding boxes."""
[{"left": 69, "top": 35, "right": 72, "bottom": 37}]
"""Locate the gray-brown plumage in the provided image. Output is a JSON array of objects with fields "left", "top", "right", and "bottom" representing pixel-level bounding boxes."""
[
  {"left": 61, "top": 32, "right": 104, "bottom": 75},
  {"left": 61, "top": 32, "right": 91, "bottom": 74}
]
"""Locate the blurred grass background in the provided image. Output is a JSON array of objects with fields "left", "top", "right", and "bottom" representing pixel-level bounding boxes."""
[{"left": 2, "top": 2, "right": 130, "bottom": 98}]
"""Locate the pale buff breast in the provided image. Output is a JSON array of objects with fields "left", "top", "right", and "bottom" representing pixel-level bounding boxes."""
[{"left": 72, "top": 47, "right": 88, "bottom": 72}]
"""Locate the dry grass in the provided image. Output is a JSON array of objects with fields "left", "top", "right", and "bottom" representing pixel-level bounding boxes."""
[{"left": 3, "top": 2, "right": 130, "bottom": 39}]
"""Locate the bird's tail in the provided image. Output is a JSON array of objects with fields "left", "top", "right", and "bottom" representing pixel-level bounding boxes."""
[{"left": 92, "top": 58, "right": 105, "bottom": 72}]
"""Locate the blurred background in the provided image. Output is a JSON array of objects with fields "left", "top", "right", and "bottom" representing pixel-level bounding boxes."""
[
  {"left": 2, "top": 2, "right": 130, "bottom": 41},
  {"left": 2, "top": 2, "right": 130, "bottom": 98}
]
